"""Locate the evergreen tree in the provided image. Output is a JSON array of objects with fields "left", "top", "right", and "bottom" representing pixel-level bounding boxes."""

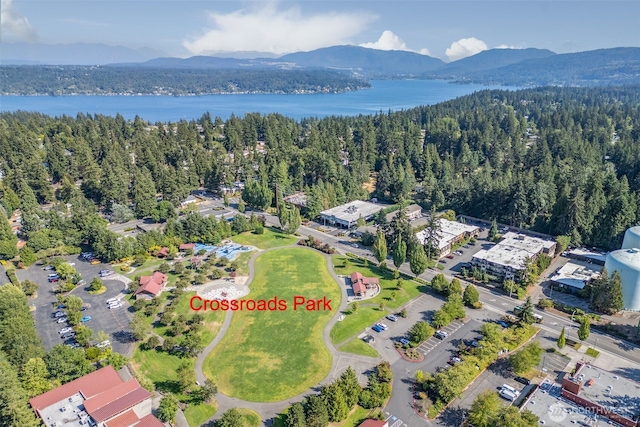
[
  {"left": 557, "top": 327, "right": 566, "bottom": 349},
  {"left": 0, "top": 353, "right": 40, "bottom": 427},
  {"left": 372, "top": 228, "right": 388, "bottom": 263},
  {"left": 488, "top": 219, "right": 498, "bottom": 241},
  {"left": 131, "top": 168, "right": 157, "bottom": 218},
  {"left": 305, "top": 395, "right": 329, "bottom": 427},
  {"left": 285, "top": 402, "right": 307, "bottom": 427},
  {"left": 517, "top": 296, "right": 536, "bottom": 325},
  {"left": 320, "top": 381, "right": 349, "bottom": 422},
  {"left": 338, "top": 367, "right": 361, "bottom": 409},
  {"left": 423, "top": 206, "right": 442, "bottom": 260},
  {"left": 392, "top": 235, "right": 407, "bottom": 268},
  {"left": 409, "top": 244, "right": 428, "bottom": 277},
  {"left": 0, "top": 206, "right": 18, "bottom": 260},
  {"left": 607, "top": 271, "right": 625, "bottom": 314}
]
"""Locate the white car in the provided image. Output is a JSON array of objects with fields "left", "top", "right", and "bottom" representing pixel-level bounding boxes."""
[
  {"left": 376, "top": 323, "right": 389, "bottom": 331},
  {"left": 109, "top": 302, "right": 123, "bottom": 309},
  {"left": 56, "top": 317, "right": 68, "bottom": 324},
  {"left": 59, "top": 327, "right": 73, "bottom": 334},
  {"left": 106, "top": 298, "right": 120, "bottom": 305},
  {"left": 96, "top": 340, "right": 111, "bottom": 348}
]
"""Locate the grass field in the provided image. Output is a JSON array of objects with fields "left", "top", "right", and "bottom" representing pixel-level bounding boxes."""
[
  {"left": 330, "top": 256, "right": 427, "bottom": 344},
  {"left": 132, "top": 347, "right": 183, "bottom": 392},
  {"left": 232, "top": 228, "right": 298, "bottom": 249},
  {"left": 237, "top": 409, "right": 262, "bottom": 427},
  {"left": 203, "top": 247, "right": 341, "bottom": 402},
  {"left": 329, "top": 406, "right": 373, "bottom": 427},
  {"left": 184, "top": 402, "right": 217, "bottom": 427},
  {"left": 233, "top": 251, "right": 253, "bottom": 276},
  {"left": 338, "top": 338, "right": 380, "bottom": 358}
]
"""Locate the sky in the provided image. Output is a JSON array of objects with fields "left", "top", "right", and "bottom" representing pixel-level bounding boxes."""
[{"left": 1, "top": 0, "right": 639, "bottom": 61}]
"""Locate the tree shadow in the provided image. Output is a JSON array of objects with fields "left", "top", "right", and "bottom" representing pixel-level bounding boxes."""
[
  {"left": 438, "top": 405, "right": 467, "bottom": 427},
  {"left": 155, "top": 379, "right": 182, "bottom": 394},
  {"left": 487, "top": 358, "right": 512, "bottom": 378}
]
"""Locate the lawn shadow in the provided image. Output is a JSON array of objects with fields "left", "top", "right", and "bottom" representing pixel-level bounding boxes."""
[{"left": 155, "top": 379, "right": 182, "bottom": 394}]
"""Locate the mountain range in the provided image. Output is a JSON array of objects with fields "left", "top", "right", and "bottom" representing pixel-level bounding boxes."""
[{"left": 2, "top": 42, "right": 639, "bottom": 86}]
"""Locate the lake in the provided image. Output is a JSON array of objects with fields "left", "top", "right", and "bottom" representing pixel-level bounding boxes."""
[{"left": 0, "top": 80, "right": 504, "bottom": 122}]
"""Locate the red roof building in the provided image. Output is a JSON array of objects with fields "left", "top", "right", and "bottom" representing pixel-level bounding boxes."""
[
  {"left": 157, "top": 247, "right": 169, "bottom": 258},
  {"left": 179, "top": 243, "right": 196, "bottom": 251},
  {"left": 358, "top": 420, "right": 388, "bottom": 427},
  {"left": 350, "top": 272, "right": 380, "bottom": 296},
  {"left": 29, "top": 366, "right": 162, "bottom": 427},
  {"left": 134, "top": 271, "right": 168, "bottom": 299}
]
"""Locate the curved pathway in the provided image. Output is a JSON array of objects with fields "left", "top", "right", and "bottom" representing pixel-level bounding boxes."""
[{"left": 195, "top": 243, "right": 381, "bottom": 426}]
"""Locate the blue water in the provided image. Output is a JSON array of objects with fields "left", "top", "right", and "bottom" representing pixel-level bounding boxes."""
[{"left": 0, "top": 80, "right": 500, "bottom": 122}]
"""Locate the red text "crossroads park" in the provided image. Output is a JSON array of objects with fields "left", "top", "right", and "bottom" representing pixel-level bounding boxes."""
[{"left": 189, "top": 295, "right": 332, "bottom": 312}]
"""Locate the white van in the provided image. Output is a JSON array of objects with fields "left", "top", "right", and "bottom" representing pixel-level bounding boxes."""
[
  {"left": 502, "top": 384, "right": 519, "bottom": 395},
  {"left": 499, "top": 389, "right": 517, "bottom": 401}
]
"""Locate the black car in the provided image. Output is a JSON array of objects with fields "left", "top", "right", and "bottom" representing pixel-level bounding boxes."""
[{"left": 514, "top": 376, "right": 530, "bottom": 386}]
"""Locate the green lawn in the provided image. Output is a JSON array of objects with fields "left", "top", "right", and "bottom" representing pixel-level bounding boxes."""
[
  {"left": 338, "top": 338, "right": 380, "bottom": 358},
  {"left": 237, "top": 409, "right": 262, "bottom": 427},
  {"left": 154, "top": 291, "right": 226, "bottom": 345},
  {"left": 132, "top": 347, "right": 184, "bottom": 393},
  {"left": 331, "top": 406, "right": 373, "bottom": 427},
  {"left": 203, "top": 248, "right": 341, "bottom": 402},
  {"left": 233, "top": 251, "right": 253, "bottom": 276},
  {"left": 330, "top": 256, "right": 427, "bottom": 345},
  {"left": 232, "top": 228, "right": 298, "bottom": 250},
  {"left": 332, "top": 256, "right": 426, "bottom": 309},
  {"left": 330, "top": 306, "right": 388, "bottom": 345},
  {"left": 184, "top": 402, "right": 217, "bottom": 427}
]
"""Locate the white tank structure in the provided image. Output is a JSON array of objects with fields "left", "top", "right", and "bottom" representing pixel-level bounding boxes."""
[
  {"left": 605, "top": 248, "right": 640, "bottom": 311},
  {"left": 622, "top": 226, "right": 640, "bottom": 250}
]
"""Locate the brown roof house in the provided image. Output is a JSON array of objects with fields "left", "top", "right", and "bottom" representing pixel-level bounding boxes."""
[
  {"left": 350, "top": 271, "right": 380, "bottom": 297},
  {"left": 134, "top": 271, "right": 168, "bottom": 300},
  {"left": 358, "top": 420, "right": 388, "bottom": 427},
  {"left": 29, "top": 365, "right": 163, "bottom": 427},
  {"left": 179, "top": 243, "right": 196, "bottom": 252}
]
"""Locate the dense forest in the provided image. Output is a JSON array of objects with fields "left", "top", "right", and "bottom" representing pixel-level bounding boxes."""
[
  {"left": 0, "top": 66, "right": 370, "bottom": 95},
  {"left": 0, "top": 85, "right": 639, "bottom": 267}
]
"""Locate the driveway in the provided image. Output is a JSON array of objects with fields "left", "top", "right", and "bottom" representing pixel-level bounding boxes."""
[
  {"left": 0, "top": 264, "right": 8, "bottom": 285},
  {"left": 18, "top": 255, "right": 134, "bottom": 356}
]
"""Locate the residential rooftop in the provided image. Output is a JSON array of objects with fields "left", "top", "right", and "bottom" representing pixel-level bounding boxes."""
[
  {"left": 416, "top": 219, "right": 479, "bottom": 251},
  {"left": 473, "top": 232, "right": 556, "bottom": 271}
]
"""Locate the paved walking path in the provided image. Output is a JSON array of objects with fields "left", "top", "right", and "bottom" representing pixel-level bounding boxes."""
[{"left": 194, "top": 243, "right": 380, "bottom": 426}]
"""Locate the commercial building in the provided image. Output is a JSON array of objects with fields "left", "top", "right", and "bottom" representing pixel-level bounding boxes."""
[
  {"left": 415, "top": 218, "right": 480, "bottom": 258},
  {"left": 549, "top": 260, "right": 602, "bottom": 292},
  {"left": 134, "top": 271, "right": 168, "bottom": 300},
  {"left": 472, "top": 232, "right": 556, "bottom": 281},
  {"left": 385, "top": 203, "right": 422, "bottom": 222},
  {"left": 29, "top": 366, "right": 163, "bottom": 427},
  {"left": 564, "top": 248, "right": 607, "bottom": 266},
  {"left": 350, "top": 271, "right": 380, "bottom": 297},
  {"left": 319, "top": 201, "right": 384, "bottom": 229}
]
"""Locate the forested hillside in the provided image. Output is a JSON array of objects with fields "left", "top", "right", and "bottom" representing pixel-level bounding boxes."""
[
  {"left": 0, "top": 85, "right": 639, "bottom": 263},
  {"left": 0, "top": 66, "right": 370, "bottom": 95}
]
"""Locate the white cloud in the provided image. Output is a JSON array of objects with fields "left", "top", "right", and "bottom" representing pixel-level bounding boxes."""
[
  {"left": 445, "top": 37, "right": 488, "bottom": 61},
  {"left": 1, "top": 0, "right": 38, "bottom": 42},
  {"left": 360, "top": 30, "right": 431, "bottom": 56},
  {"left": 183, "top": 3, "right": 374, "bottom": 55}
]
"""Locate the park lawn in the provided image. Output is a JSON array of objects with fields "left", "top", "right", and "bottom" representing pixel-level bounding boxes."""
[
  {"left": 338, "top": 339, "right": 380, "bottom": 358},
  {"left": 330, "top": 306, "right": 387, "bottom": 345},
  {"left": 154, "top": 291, "right": 226, "bottom": 345},
  {"left": 237, "top": 409, "right": 262, "bottom": 427},
  {"left": 329, "top": 406, "right": 372, "bottom": 427},
  {"left": 131, "top": 347, "right": 184, "bottom": 393},
  {"left": 184, "top": 401, "right": 217, "bottom": 427},
  {"left": 232, "top": 228, "right": 297, "bottom": 250},
  {"left": 233, "top": 251, "right": 253, "bottom": 276},
  {"left": 332, "top": 256, "right": 425, "bottom": 310},
  {"left": 203, "top": 248, "right": 341, "bottom": 402}
]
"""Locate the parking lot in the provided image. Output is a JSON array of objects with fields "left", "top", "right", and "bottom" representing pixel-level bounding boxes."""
[
  {"left": 18, "top": 255, "right": 134, "bottom": 356},
  {"left": 415, "top": 319, "right": 465, "bottom": 355}
]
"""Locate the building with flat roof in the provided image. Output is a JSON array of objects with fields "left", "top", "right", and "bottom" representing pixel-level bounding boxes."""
[
  {"left": 320, "top": 201, "right": 384, "bottom": 229},
  {"left": 565, "top": 248, "right": 607, "bottom": 265},
  {"left": 283, "top": 192, "right": 308, "bottom": 209},
  {"left": 472, "top": 232, "right": 556, "bottom": 281},
  {"left": 416, "top": 219, "right": 480, "bottom": 257},
  {"left": 549, "top": 260, "right": 602, "bottom": 291},
  {"left": 29, "top": 366, "right": 163, "bottom": 427},
  {"left": 385, "top": 204, "right": 422, "bottom": 222}
]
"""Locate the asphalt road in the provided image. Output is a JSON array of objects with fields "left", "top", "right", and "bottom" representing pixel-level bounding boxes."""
[{"left": 18, "top": 255, "right": 134, "bottom": 355}]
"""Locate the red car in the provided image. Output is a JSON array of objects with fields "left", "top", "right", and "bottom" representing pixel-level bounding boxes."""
[
  {"left": 48, "top": 277, "right": 59, "bottom": 283},
  {"left": 446, "top": 254, "right": 455, "bottom": 259}
]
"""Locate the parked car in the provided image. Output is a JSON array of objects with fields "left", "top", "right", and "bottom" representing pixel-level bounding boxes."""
[
  {"left": 99, "top": 270, "right": 112, "bottom": 277},
  {"left": 96, "top": 340, "right": 111, "bottom": 349},
  {"left": 80, "top": 315, "right": 92, "bottom": 323},
  {"left": 496, "top": 320, "right": 509, "bottom": 328},
  {"left": 44, "top": 265, "right": 55, "bottom": 271},
  {"left": 399, "top": 338, "right": 410, "bottom": 346},
  {"left": 54, "top": 311, "right": 65, "bottom": 318},
  {"left": 386, "top": 314, "right": 398, "bottom": 322},
  {"left": 61, "top": 332, "right": 76, "bottom": 340},
  {"left": 362, "top": 335, "right": 375, "bottom": 344},
  {"left": 48, "top": 273, "right": 59, "bottom": 278},
  {"left": 376, "top": 323, "right": 389, "bottom": 331},
  {"left": 56, "top": 317, "right": 68, "bottom": 323},
  {"left": 514, "top": 376, "right": 531, "bottom": 386},
  {"left": 106, "top": 298, "right": 120, "bottom": 305},
  {"left": 58, "top": 327, "right": 73, "bottom": 334},
  {"left": 435, "top": 330, "right": 448, "bottom": 339},
  {"left": 48, "top": 277, "right": 60, "bottom": 283},
  {"left": 90, "top": 259, "right": 100, "bottom": 265},
  {"left": 371, "top": 324, "right": 383, "bottom": 333},
  {"left": 448, "top": 357, "right": 462, "bottom": 365},
  {"left": 80, "top": 306, "right": 88, "bottom": 311},
  {"left": 109, "top": 302, "right": 123, "bottom": 309},
  {"left": 446, "top": 254, "right": 455, "bottom": 259}
]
